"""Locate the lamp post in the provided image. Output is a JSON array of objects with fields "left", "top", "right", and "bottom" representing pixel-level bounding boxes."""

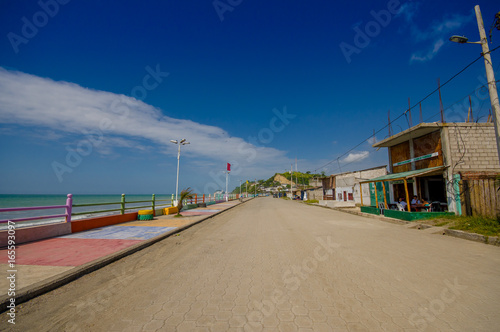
[
  {"left": 170, "top": 138, "right": 190, "bottom": 206},
  {"left": 450, "top": 5, "right": 500, "bottom": 164}
]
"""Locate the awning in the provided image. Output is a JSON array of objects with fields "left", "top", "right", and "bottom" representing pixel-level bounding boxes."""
[{"left": 359, "top": 166, "right": 446, "bottom": 184}]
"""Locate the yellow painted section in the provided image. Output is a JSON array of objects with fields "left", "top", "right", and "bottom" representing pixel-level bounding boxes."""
[
  {"left": 138, "top": 209, "right": 154, "bottom": 215},
  {"left": 163, "top": 207, "right": 179, "bottom": 215}
]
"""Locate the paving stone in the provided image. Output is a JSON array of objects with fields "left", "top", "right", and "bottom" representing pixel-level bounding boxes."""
[{"left": 5, "top": 198, "right": 500, "bottom": 332}]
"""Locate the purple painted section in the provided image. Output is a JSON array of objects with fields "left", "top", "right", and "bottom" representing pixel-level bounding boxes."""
[
  {"left": 65, "top": 194, "right": 73, "bottom": 223},
  {"left": 62, "top": 226, "right": 176, "bottom": 240}
]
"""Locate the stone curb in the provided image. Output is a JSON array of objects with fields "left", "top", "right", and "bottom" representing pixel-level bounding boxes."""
[
  {"left": 300, "top": 202, "right": 500, "bottom": 247},
  {"left": 299, "top": 201, "right": 408, "bottom": 225},
  {"left": 443, "top": 228, "right": 500, "bottom": 246},
  {"left": 0, "top": 197, "right": 255, "bottom": 313}
]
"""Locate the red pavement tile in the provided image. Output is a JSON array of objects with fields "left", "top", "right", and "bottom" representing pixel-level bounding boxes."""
[{"left": 0, "top": 238, "right": 141, "bottom": 267}]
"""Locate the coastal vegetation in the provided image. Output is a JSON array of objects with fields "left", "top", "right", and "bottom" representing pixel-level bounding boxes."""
[
  {"left": 175, "top": 188, "right": 194, "bottom": 216},
  {"left": 231, "top": 171, "right": 323, "bottom": 194}
]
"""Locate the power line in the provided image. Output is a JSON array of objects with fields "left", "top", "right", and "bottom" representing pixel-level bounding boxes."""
[{"left": 313, "top": 48, "right": 499, "bottom": 173}]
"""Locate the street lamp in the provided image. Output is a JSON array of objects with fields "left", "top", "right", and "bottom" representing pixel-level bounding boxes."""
[
  {"left": 170, "top": 138, "right": 190, "bottom": 206},
  {"left": 450, "top": 5, "right": 500, "bottom": 164}
]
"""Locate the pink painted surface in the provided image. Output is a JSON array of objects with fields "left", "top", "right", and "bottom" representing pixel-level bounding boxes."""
[{"left": 0, "top": 238, "right": 141, "bottom": 266}]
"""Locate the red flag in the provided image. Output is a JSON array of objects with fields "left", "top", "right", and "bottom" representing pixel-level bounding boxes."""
[{"left": 227, "top": 163, "right": 231, "bottom": 172}]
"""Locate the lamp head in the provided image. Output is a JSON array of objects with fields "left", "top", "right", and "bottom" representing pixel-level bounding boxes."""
[
  {"left": 449, "top": 35, "right": 469, "bottom": 43},
  {"left": 182, "top": 141, "right": 190, "bottom": 145},
  {"left": 180, "top": 138, "right": 187, "bottom": 143},
  {"left": 170, "top": 140, "right": 178, "bottom": 144}
]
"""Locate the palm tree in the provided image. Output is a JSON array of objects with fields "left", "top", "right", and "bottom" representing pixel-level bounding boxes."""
[{"left": 176, "top": 187, "right": 194, "bottom": 216}]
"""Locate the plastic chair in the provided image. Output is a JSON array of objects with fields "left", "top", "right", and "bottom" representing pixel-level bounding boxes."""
[
  {"left": 431, "top": 202, "right": 441, "bottom": 212},
  {"left": 378, "top": 202, "right": 385, "bottom": 215}
]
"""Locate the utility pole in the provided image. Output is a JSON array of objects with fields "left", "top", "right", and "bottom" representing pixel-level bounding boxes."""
[
  {"left": 476, "top": 5, "right": 500, "bottom": 165},
  {"left": 450, "top": 5, "right": 500, "bottom": 164}
]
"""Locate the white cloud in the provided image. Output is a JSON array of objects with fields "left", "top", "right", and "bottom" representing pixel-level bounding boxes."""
[
  {"left": 342, "top": 151, "right": 369, "bottom": 163},
  {"left": 398, "top": 5, "right": 474, "bottom": 63},
  {"left": 410, "top": 38, "right": 445, "bottom": 62},
  {"left": 366, "top": 136, "right": 377, "bottom": 145},
  {"left": 0, "top": 68, "right": 292, "bottom": 177}
]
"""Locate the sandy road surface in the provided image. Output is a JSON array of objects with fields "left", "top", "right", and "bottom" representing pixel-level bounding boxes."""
[{"left": 2, "top": 197, "right": 500, "bottom": 331}]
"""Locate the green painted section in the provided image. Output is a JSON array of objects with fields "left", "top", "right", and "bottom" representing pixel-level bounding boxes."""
[
  {"left": 360, "top": 206, "right": 380, "bottom": 215},
  {"left": 206, "top": 201, "right": 216, "bottom": 206},
  {"left": 384, "top": 209, "right": 454, "bottom": 221},
  {"left": 121, "top": 194, "right": 125, "bottom": 215},
  {"left": 369, "top": 182, "right": 390, "bottom": 206},
  {"left": 138, "top": 214, "right": 154, "bottom": 220},
  {"left": 454, "top": 174, "right": 462, "bottom": 216},
  {"left": 184, "top": 203, "right": 198, "bottom": 210},
  {"left": 393, "top": 152, "right": 439, "bottom": 166}
]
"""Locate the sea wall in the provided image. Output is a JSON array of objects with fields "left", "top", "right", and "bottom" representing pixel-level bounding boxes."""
[{"left": 0, "top": 222, "right": 72, "bottom": 247}]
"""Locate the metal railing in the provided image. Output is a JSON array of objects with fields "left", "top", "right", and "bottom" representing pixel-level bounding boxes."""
[
  {"left": 0, "top": 194, "right": 73, "bottom": 224},
  {"left": 0, "top": 192, "right": 246, "bottom": 224}
]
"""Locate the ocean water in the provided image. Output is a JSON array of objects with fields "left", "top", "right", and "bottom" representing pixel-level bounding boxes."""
[{"left": 0, "top": 194, "right": 175, "bottom": 229}]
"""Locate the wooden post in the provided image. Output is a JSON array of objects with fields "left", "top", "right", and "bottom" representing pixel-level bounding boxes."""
[
  {"left": 419, "top": 102, "right": 423, "bottom": 123},
  {"left": 195, "top": 194, "right": 197, "bottom": 204},
  {"left": 438, "top": 78, "right": 445, "bottom": 123},
  {"left": 381, "top": 181, "right": 387, "bottom": 209},
  {"left": 374, "top": 182, "right": 379, "bottom": 208},
  {"left": 152, "top": 194, "right": 155, "bottom": 213},
  {"left": 360, "top": 183, "right": 364, "bottom": 207},
  {"left": 388, "top": 110, "right": 392, "bottom": 136},
  {"left": 408, "top": 98, "right": 412, "bottom": 127},
  {"left": 203, "top": 194, "right": 205, "bottom": 203},
  {"left": 404, "top": 179, "right": 411, "bottom": 212}
]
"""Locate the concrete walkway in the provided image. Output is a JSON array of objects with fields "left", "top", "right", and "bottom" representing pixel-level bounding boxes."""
[
  {"left": 2, "top": 197, "right": 500, "bottom": 331},
  {"left": 0, "top": 200, "right": 241, "bottom": 299}
]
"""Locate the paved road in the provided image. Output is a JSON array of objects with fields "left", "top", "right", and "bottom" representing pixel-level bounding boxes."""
[{"left": 3, "top": 197, "right": 500, "bottom": 331}]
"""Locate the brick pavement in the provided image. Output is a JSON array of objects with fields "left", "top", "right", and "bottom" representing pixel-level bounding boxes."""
[{"left": 2, "top": 197, "right": 499, "bottom": 331}]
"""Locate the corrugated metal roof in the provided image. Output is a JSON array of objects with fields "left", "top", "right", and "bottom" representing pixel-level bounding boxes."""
[{"left": 359, "top": 166, "right": 446, "bottom": 183}]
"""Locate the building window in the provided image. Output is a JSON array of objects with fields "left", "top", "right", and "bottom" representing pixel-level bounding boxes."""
[{"left": 348, "top": 193, "right": 354, "bottom": 201}]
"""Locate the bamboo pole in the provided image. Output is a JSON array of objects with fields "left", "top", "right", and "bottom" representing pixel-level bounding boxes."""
[
  {"left": 360, "top": 183, "right": 364, "bottom": 207},
  {"left": 404, "top": 179, "right": 411, "bottom": 212},
  {"left": 382, "top": 181, "right": 387, "bottom": 209}
]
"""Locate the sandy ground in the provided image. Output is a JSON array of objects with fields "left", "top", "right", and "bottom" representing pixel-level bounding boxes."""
[{"left": 2, "top": 197, "right": 500, "bottom": 331}]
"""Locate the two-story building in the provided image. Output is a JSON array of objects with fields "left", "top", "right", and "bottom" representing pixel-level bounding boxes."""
[{"left": 367, "top": 122, "right": 499, "bottom": 218}]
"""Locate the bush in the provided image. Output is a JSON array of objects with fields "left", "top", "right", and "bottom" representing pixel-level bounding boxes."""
[
  {"left": 431, "top": 215, "right": 500, "bottom": 237},
  {"left": 305, "top": 199, "right": 319, "bottom": 204}
]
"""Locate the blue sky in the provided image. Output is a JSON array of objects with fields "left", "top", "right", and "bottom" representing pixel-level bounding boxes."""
[{"left": 0, "top": 0, "right": 498, "bottom": 194}]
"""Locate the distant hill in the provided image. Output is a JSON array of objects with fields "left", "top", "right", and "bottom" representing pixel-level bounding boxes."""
[{"left": 231, "top": 171, "right": 323, "bottom": 194}]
